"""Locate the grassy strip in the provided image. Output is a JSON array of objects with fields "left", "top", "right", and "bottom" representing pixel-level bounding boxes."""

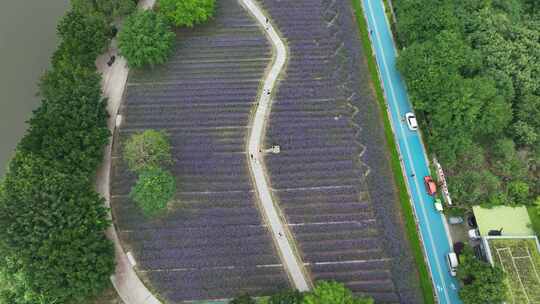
[
  {"left": 528, "top": 207, "right": 540, "bottom": 237},
  {"left": 350, "top": 1, "right": 435, "bottom": 303}
]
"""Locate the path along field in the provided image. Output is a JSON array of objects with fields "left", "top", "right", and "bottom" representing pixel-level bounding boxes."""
[
  {"left": 258, "top": 0, "right": 422, "bottom": 303},
  {"left": 110, "top": 0, "right": 290, "bottom": 301}
]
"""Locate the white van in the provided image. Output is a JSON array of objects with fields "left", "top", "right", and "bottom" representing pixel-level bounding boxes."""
[{"left": 447, "top": 252, "right": 458, "bottom": 276}]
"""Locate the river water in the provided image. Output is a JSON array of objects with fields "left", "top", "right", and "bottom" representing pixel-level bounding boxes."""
[{"left": 0, "top": 1, "right": 69, "bottom": 176}]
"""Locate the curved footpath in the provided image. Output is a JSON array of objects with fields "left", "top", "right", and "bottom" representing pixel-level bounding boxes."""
[
  {"left": 96, "top": 0, "right": 309, "bottom": 303},
  {"left": 95, "top": 0, "right": 161, "bottom": 303},
  {"left": 240, "top": 0, "right": 311, "bottom": 292}
]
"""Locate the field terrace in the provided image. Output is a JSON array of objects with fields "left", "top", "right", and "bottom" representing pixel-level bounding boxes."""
[
  {"left": 258, "top": 0, "right": 422, "bottom": 303},
  {"left": 110, "top": 0, "right": 290, "bottom": 301}
]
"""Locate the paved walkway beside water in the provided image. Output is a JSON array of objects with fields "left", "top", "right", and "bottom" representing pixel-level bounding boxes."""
[
  {"left": 95, "top": 1, "right": 161, "bottom": 303},
  {"left": 241, "top": 0, "right": 311, "bottom": 292}
]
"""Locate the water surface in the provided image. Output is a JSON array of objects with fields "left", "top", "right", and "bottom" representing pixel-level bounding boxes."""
[{"left": 0, "top": 0, "right": 69, "bottom": 176}]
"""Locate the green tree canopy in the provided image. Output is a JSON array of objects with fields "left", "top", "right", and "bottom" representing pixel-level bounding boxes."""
[
  {"left": 394, "top": 0, "right": 540, "bottom": 206},
  {"left": 123, "top": 129, "right": 173, "bottom": 173},
  {"left": 457, "top": 247, "right": 507, "bottom": 304},
  {"left": 19, "top": 63, "right": 110, "bottom": 176},
  {"left": 158, "top": 0, "right": 215, "bottom": 27},
  {"left": 302, "top": 281, "right": 373, "bottom": 304},
  {"left": 118, "top": 10, "right": 175, "bottom": 68},
  {"left": 130, "top": 167, "right": 176, "bottom": 216},
  {"left": 0, "top": 152, "right": 114, "bottom": 303},
  {"left": 53, "top": 10, "right": 110, "bottom": 68}
]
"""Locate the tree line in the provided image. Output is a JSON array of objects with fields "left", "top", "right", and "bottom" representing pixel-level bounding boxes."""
[
  {"left": 0, "top": 0, "right": 214, "bottom": 303},
  {"left": 394, "top": 0, "right": 540, "bottom": 209}
]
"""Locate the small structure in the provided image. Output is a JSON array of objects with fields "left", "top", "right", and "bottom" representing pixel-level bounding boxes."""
[
  {"left": 433, "top": 157, "right": 452, "bottom": 205},
  {"left": 271, "top": 145, "right": 280, "bottom": 154},
  {"left": 473, "top": 206, "right": 534, "bottom": 237}
]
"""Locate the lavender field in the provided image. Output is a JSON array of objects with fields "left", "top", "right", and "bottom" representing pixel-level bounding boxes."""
[
  {"left": 258, "top": 0, "right": 422, "bottom": 303},
  {"left": 110, "top": 0, "right": 290, "bottom": 301}
]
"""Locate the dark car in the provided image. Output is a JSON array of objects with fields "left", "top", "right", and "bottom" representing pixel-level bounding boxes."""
[{"left": 467, "top": 214, "right": 477, "bottom": 228}]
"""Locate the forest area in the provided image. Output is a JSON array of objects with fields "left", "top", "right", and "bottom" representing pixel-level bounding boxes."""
[{"left": 394, "top": 0, "right": 540, "bottom": 210}]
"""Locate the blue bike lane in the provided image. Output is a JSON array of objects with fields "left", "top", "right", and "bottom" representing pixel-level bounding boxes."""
[{"left": 361, "top": 1, "right": 461, "bottom": 303}]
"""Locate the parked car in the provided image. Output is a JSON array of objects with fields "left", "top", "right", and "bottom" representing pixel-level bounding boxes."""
[
  {"left": 405, "top": 112, "right": 418, "bottom": 131},
  {"left": 467, "top": 214, "right": 478, "bottom": 228},
  {"left": 448, "top": 216, "right": 464, "bottom": 225},
  {"left": 434, "top": 198, "right": 443, "bottom": 212},
  {"left": 468, "top": 228, "right": 480, "bottom": 240},
  {"left": 447, "top": 252, "right": 459, "bottom": 276},
  {"left": 423, "top": 176, "right": 437, "bottom": 196}
]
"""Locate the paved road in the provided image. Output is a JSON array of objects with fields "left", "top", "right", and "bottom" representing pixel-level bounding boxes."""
[
  {"left": 96, "top": 1, "right": 161, "bottom": 303},
  {"left": 240, "top": 0, "right": 311, "bottom": 292},
  {"left": 361, "top": 1, "right": 461, "bottom": 303}
]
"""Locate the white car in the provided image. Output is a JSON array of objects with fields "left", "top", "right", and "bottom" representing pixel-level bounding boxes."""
[
  {"left": 434, "top": 198, "right": 443, "bottom": 212},
  {"left": 447, "top": 252, "right": 459, "bottom": 276},
  {"left": 405, "top": 112, "right": 418, "bottom": 131},
  {"left": 468, "top": 229, "right": 481, "bottom": 240}
]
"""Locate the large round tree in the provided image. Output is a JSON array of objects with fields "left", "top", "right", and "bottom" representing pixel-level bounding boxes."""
[
  {"left": 123, "top": 129, "right": 173, "bottom": 173},
  {"left": 158, "top": 0, "right": 215, "bottom": 27},
  {"left": 118, "top": 10, "right": 175, "bottom": 68},
  {"left": 130, "top": 167, "right": 176, "bottom": 216}
]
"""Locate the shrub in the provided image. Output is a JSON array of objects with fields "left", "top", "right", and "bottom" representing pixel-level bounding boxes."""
[
  {"left": 130, "top": 168, "right": 176, "bottom": 216},
  {"left": 269, "top": 289, "right": 304, "bottom": 304},
  {"left": 0, "top": 152, "right": 114, "bottom": 303},
  {"left": 230, "top": 294, "right": 256, "bottom": 304},
  {"left": 158, "top": 0, "right": 215, "bottom": 27},
  {"left": 118, "top": 10, "right": 175, "bottom": 68},
  {"left": 303, "top": 281, "right": 373, "bottom": 304},
  {"left": 123, "top": 129, "right": 172, "bottom": 173},
  {"left": 507, "top": 180, "right": 530, "bottom": 205}
]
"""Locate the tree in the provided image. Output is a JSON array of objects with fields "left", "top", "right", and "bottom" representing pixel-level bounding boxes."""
[
  {"left": 157, "top": 0, "right": 215, "bottom": 27},
  {"left": 302, "top": 281, "right": 373, "bottom": 304},
  {"left": 269, "top": 289, "right": 304, "bottom": 304},
  {"left": 53, "top": 10, "right": 110, "bottom": 68},
  {"left": 118, "top": 10, "right": 175, "bottom": 68},
  {"left": 130, "top": 168, "right": 176, "bottom": 216},
  {"left": 0, "top": 152, "right": 114, "bottom": 303},
  {"left": 457, "top": 247, "right": 507, "bottom": 304},
  {"left": 123, "top": 129, "right": 173, "bottom": 173}
]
